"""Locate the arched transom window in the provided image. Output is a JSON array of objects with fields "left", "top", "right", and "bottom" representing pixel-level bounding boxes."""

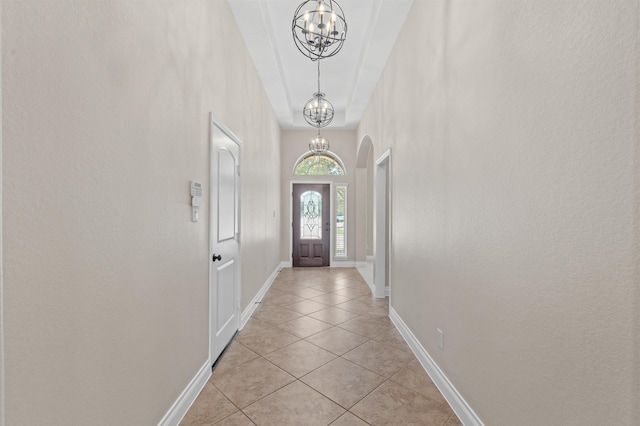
[{"left": 294, "top": 152, "right": 345, "bottom": 176}]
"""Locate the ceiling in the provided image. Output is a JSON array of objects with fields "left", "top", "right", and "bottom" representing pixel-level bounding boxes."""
[{"left": 228, "top": 0, "right": 413, "bottom": 130}]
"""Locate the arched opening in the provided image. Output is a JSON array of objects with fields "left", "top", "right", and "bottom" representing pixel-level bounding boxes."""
[{"left": 355, "top": 136, "right": 375, "bottom": 290}]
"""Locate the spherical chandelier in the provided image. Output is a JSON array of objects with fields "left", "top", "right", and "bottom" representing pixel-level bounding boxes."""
[
  {"left": 302, "top": 58, "right": 335, "bottom": 127},
  {"left": 292, "top": 0, "right": 347, "bottom": 61},
  {"left": 309, "top": 130, "right": 330, "bottom": 154},
  {"left": 303, "top": 91, "right": 334, "bottom": 128}
]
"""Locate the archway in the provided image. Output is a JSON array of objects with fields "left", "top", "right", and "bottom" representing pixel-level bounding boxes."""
[{"left": 355, "top": 136, "right": 375, "bottom": 291}]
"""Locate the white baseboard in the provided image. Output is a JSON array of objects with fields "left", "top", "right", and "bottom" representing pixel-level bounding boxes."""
[
  {"left": 158, "top": 360, "right": 211, "bottom": 426},
  {"left": 240, "top": 262, "right": 287, "bottom": 329},
  {"left": 389, "top": 308, "right": 484, "bottom": 426},
  {"left": 356, "top": 264, "right": 374, "bottom": 294},
  {"left": 159, "top": 262, "right": 289, "bottom": 425},
  {"left": 331, "top": 260, "right": 357, "bottom": 267},
  {"left": 280, "top": 261, "right": 292, "bottom": 268},
  {"left": 355, "top": 265, "right": 389, "bottom": 297}
]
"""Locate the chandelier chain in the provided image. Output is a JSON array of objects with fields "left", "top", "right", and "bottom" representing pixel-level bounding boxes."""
[{"left": 317, "top": 60, "right": 321, "bottom": 95}]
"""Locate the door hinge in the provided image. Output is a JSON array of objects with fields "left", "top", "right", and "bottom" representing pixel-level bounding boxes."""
[{"left": 237, "top": 165, "right": 240, "bottom": 176}]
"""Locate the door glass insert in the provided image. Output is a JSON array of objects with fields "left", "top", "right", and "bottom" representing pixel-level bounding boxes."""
[{"left": 300, "top": 190, "right": 322, "bottom": 239}]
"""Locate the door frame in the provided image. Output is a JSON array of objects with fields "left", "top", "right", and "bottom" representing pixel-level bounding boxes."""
[
  {"left": 374, "top": 149, "right": 391, "bottom": 299},
  {"left": 208, "top": 114, "right": 241, "bottom": 364},
  {"left": 289, "top": 180, "right": 334, "bottom": 266}
]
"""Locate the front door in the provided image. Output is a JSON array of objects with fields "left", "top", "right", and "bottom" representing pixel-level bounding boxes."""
[
  {"left": 209, "top": 116, "right": 240, "bottom": 364},
  {"left": 293, "top": 184, "right": 330, "bottom": 267}
]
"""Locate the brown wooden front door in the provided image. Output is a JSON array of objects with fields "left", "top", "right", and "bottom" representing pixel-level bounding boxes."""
[{"left": 293, "top": 184, "right": 330, "bottom": 267}]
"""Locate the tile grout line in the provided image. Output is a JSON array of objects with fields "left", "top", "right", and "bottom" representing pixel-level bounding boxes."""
[
  {"left": 215, "top": 335, "right": 446, "bottom": 425},
  {"left": 186, "top": 268, "right": 460, "bottom": 425}
]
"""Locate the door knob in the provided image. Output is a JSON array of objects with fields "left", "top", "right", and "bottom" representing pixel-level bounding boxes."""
[{"left": 212, "top": 254, "right": 222, "bottom": 262}]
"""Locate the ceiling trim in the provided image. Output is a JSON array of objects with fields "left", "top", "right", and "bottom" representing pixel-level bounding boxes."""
[{"left": 228, "top": 0, "right": 414, "bottom": 130}]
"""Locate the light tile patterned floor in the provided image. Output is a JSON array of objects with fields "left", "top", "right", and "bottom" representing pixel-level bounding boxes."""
[{"left": 181, "top": 267, "right": 462, "bottom": 426}]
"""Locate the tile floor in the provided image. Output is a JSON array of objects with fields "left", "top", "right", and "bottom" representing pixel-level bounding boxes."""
[{"left": 181, "top": 267, "right": 462, "bottom": 426}]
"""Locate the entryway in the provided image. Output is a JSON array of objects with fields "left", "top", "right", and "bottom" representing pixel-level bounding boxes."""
[{"left": 292, "top": 183, "right": 331, "bottom": 267}]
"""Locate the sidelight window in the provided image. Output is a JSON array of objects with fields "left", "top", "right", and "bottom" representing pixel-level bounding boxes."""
[{"left": 335, "top": 185, "right": 347, "bottom": 257}]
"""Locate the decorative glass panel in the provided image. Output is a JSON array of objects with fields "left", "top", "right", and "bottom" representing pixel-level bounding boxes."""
[
  {"left": 335, "top": 185, "right": 347, "bottom": 257},
  {"left": 295, "top": 154, "right": 345, "bottom": 176},
  {"left": 300, "top": 190, "right": 322, "bottom": 239}
]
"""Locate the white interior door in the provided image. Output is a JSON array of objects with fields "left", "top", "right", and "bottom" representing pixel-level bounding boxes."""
[{"left": 210, "top": 116, "right": 240, "bottom": 364}]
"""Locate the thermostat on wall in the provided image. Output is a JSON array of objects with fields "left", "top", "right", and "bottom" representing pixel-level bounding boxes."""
[{"left": 191, "top": 181, "right": 202, "bottom": 198}]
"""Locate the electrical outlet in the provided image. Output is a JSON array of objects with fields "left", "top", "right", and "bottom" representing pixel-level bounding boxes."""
[{"left": 437, "top": 328, "right": 444, "bottom": 350}]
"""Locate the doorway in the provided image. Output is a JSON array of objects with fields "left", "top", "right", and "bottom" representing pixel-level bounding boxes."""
[
  {"left": 209, "top": 115, "right": 241, "bottom": 364},
  {"left": 374, "top": 149, "right": 391, "bottom": 298},
  {"left": 292, "top": 183, "right": 330, "bottom": 267}
]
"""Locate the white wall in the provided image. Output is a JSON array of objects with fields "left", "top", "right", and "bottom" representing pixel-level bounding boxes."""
[
  {"left": 0, "top": 2, "right": 4, "bottom": 424},
  {"left": 2, "top": 1, "right": 280, "bottom": 424},
  {"left": 358, "top": 1, "right": 639, "bottom": 424},
  {"left": 354, "top": 138, "right": 375, "bottom": 263},
  {"left": 366, "top": 148, "right": 374, "bottom": 257},
  {"left": 280, "top": 130, "right": 357, "bottom": 263}
]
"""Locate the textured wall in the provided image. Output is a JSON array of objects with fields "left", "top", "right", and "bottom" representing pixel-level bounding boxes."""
[
  {"left": 358, "top": 1, "right": 639, "bottom": 424},
  {"left": 0, "top": 3, "right": 4, "bottom": 424},
  {"left": 366, "top": 148, "right": 374, "bottom": 257},
  {"left": 280, "top": 130, "right": 357, "bottom": 263},
  {"left": 2, "top": 1, "right": 280, "bottom": 424}
]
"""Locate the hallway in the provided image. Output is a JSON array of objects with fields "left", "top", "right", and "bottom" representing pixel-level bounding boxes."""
[{"left": 181, "top": 268, "right": 462, "bottom": 425}]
